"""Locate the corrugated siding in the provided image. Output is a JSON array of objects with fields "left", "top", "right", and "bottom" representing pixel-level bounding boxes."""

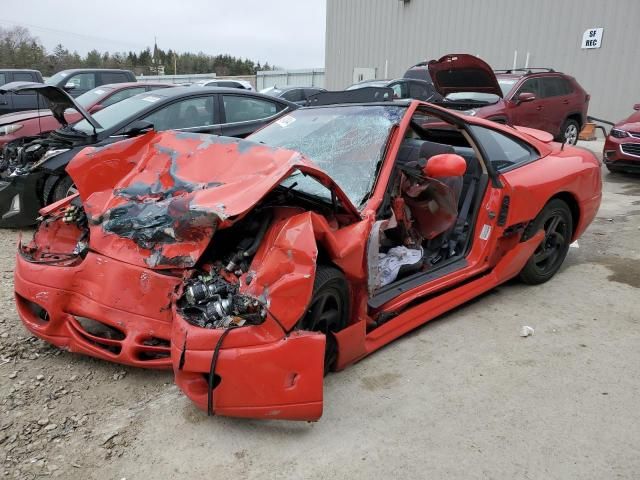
[
  {"left": 256, "top": 69, "right": 325, "bottom": 90},
  {"left": 326, "top": 0, "right": 639, "bottom": 121}
]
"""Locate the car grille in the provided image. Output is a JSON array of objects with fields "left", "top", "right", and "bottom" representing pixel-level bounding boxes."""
[{"left": 621, "top": 143, "right": 640, "bottom": 157}]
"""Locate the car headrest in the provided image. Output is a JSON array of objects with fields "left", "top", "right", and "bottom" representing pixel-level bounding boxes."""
[{"left": 396, "top": 139, "right": 455, "bottom": 166}]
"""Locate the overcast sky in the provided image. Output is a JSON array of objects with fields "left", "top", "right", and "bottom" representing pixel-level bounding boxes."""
[{"left": 1, "top": 0, "right": 326, "bottom": 68}]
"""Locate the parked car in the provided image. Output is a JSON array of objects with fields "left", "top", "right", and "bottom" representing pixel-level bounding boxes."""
[
  {"left": 193, "top": 79, "right": 254, "bottom": 90},
  {"left": 0, "top": 69, "right": 45, "bottom": 115},
  {"left": 417, "top": 54, "right": 590, "bottom": 144},
  {"left": 0, "top": 83, "right": 298, "bottom": 227},
  {"left": 13, "top": 93, "right": 601, "bottom": 420},
  {"left": 46, "top": 69, "right": 137, "bottom": 97},
  {"left": 347, "top": 78, "right": 441, "bottom": 102},
  {"left": 260, "top": 86, "right": 326, "bottom": 105},
  {"left": 0, "top": 82, "right": 172, "bottom": 151},
  {"left": 0, "top": 69, "right": 137, "bottom": 116},
  {"left": 603, "top": 103, "right": 640, "bottom": 173}
]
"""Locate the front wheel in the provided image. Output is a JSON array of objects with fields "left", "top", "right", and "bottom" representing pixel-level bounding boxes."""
[
  {"left": 299, "top": 266, "right": 349, "bottom": 373},
  {"left": 519, "top": 199, "right": 573, "bottom": 285},
  {"left": 50, "top": 175, "right": 78, "bottom": 205}
]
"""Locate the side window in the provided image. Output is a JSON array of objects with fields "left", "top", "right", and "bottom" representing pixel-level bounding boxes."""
[
  {"left": 515, "top": 78, "right": 541, "bottom": 98},
  {"left": 389, "top": 82, "right": 408, "bottom": 99},
  {"left": 542, "top": 77, "right": 565, "bottom": 98},
  {"left": 305, "top": 88, "right": 322, "bottom": 97},
  {"left": 101, "top": 72, "right": 129, "bottom": 85},
  {"left": 101, "top": 87, "right": 146, "bottom": 108},
  {"left": 219, "top": 81, "right": 240, "bottom": 88},
  {"left": 67, "top": 73, "right": 96, "bottom": 90},
  {"left": 281, "top": 89, "right": 304, "bottom": 102},
  {"left": 560, "top": 78, "right": 574, "bottom": 95},
  {"left": 0, "top": 73, "right": 6, "bottom": 85},
  {"left": 471, "top": 125, "right": 538, "bottom": 171},
  {"left": 222, "top": 95, "right": 279, "bottom": 123},
  {"left": 409, "top": 82, "right": 430, "bottom": 100},
  {"left": 142, "top": 96, "right": 216, "bottom": 130},
  {"left": 13, "top": 72, "right": 35, "bottom": 82}
]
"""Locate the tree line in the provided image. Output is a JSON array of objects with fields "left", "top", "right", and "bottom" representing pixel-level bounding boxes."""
[{"left": 0, "top": 26, "right": 275, "bottom": 76}]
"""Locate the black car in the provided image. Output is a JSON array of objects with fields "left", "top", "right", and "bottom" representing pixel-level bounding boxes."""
[
  {"left": 0, "top": 83, "right": 298, "bottom": 227},
  {"left": 0, "top": 70, "right": 45, "bottom": 115},
  {"left": 346, "top": 78, "right": 441, "bottom": 102},
  {"left": 261, "top": 86, "right": 326, "bottom": 105},
  {"left": 46, "top": 69, "right": 137, "bottom": 97}
]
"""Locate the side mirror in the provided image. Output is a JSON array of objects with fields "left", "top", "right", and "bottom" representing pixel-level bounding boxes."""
[
  {"left": 89, "top": 104, "right": 104, "bottom": 113},
  {"left": 424, "top": 153, "right": 467, "bottom": 179},
  {"left": 64, "top": 82, "right": 76, "bottom": 91},
  {"left": 633, "top": 103, "right": 640, "bottom": 111},
  {"left": 516, "top": 92, "right": 536, "bottom": 104},
  {"left": 121, "top": 120, "right": 154, "bottom": 137}
]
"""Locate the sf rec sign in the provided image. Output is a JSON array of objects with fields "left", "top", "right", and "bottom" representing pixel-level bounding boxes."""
[{"left": 581, "top": 28, "right": 604, "bottom": 49}]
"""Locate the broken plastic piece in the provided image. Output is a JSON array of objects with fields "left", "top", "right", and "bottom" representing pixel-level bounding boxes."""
[
  {"left": 378, "top": 246, "right": 423, "bottom": 287},
  {"left": 520, "top": 325, "right": 535, "bottom": 337}
]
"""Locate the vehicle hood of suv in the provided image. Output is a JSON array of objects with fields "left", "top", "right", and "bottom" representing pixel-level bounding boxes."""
[
  {"left": 66, "top": 130, "right": 361, "bottom": 269},
  {"left": 615, "top": 110, "right": 640, "bottom": 132},
  {"left": 428, "top": 54, "right": 503, "bottom": 98},
  {"left": 0, "top": 82, "right": 101, "bottom": 130}
]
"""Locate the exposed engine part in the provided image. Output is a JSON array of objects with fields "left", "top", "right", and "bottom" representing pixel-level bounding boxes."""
[
  {"left": 179, "top": 271, "right": 265, "bottom": 329},
  {"left": 1, "top": 136, "right": 68, "bottom": 176},
  {"left": 224, "top": 211, "right": 272, "bottom": 273}
]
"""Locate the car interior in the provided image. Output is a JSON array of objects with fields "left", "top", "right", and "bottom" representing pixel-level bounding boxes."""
[{"left": 370, "top": 109, "right": 488, "bottom": 304}]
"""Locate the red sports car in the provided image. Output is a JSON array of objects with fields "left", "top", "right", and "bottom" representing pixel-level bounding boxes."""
[
  {"left": 0, "top": 82, "right": 171, "bottom": 150},
  {"left": 603, "top": 103, "right": 640, "bottom": 173},
  {"left": 14, "top": 96, "right": 602, "bottom": 420}
]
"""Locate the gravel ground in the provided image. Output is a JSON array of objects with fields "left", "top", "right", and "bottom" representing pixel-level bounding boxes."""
[{"left": 0, "top": 142, "right": 638, "bottom": 479}]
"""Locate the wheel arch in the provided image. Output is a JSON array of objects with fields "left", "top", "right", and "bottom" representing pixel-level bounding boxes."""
[
  {"left": 548, "top": 191, "right": 580, "bottom": 239},
  {"left": 566, "top": 112, "right": 584, "bottom": 128}
]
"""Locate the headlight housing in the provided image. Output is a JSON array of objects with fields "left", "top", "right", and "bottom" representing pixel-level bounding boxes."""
[
  {"left": 610, "top": 128, "right": 629, "bottom": 139},
  {"left": 0, "top": 124, "right": 23, "bottom": 136}
]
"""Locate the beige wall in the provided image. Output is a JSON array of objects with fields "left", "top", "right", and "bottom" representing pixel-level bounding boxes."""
[{"left": 325, "top": 0, "right": 638, "bottom": 121}]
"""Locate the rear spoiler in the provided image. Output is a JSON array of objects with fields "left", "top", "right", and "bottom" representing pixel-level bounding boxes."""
[{"left": 306, "top": 87, "right": 394, "bottom": 106}]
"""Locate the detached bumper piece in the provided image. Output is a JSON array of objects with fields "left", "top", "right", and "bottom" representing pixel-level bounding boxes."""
[
  {"left": 14, "top": 252, "right": 180, "bottom": 368},
  {"left": 0, "top": 172, "right": 45, "bottom": 228}
]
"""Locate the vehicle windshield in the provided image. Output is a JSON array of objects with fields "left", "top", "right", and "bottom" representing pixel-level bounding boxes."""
[
  {"left": 498, "top": 78, "right": 518, "bottom": 96},
  {"left": 45, "top": 71, "right": 71, "bottom": 86},
  {"left": 72, "top": 93, "right": 162, "bottom": 134},
  {"left": 445, "top": 92, "right": 500, "bottom": 104},
  {"left": 248, "top": 105, "right": 405, "bottom": 207},
  {"left": 75, "top": 86, "right": 115, "bottom": 109}
]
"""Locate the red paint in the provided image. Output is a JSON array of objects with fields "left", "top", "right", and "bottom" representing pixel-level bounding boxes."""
[
  {"left": 603, "top": 105, "right": 640, "bottom": 171},
  {"left": 14, "top": 100, "right": 601, "bottom": 420}
]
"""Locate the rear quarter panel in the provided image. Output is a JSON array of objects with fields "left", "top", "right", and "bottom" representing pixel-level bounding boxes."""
[{"left": 501, "top": 144, "right": 602, "bottom": 240}]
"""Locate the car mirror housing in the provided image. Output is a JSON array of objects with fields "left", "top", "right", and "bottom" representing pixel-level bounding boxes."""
[
  {"left": 633, "top": 103, "right": 640, "bottom": 111},
  {"left": 424, "top": 153, "right": 467, "bottom": 178},
  {"left": 517, "top": 92, "right": 536, "bottom": 103},
  {"left": 121, "top": 120, "right": 154, "bottom": 137},
  {"left": 63, "top": 83, "right": 76, "bottom": 91}
]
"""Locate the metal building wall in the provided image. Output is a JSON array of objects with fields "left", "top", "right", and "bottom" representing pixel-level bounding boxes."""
[
  {"left": 325, "top": 0, "right": 638, "bottom": 121},
  {"left": 256, "top": 69, "right": 325, "bottom": 90}
]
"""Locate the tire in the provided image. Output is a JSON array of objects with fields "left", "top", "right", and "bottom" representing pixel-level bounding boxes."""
[
  {"left": 519, "top": 199, "right": 573, "bottom": 285},
  {"left": 299, "top": 265, "right": 349, "bottom": 373},
  {"left": 560, "top": 119, "right": 580, "bottom": 145},
  {"left": 41, "top": 175, "right": 59, "bottom": 205},
  {"left": 50, "top": 175, "right": 78, "bottom": 205}
]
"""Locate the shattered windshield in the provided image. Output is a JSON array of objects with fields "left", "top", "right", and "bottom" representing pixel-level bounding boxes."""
[{"left": 249, "top": 105, "right": 405, "bottom": 206}]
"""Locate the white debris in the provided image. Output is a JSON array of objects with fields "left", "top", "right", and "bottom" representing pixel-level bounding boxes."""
[
  {"left": 520, "top": 326, "right": 535, "bottom": 337},
  {"left": 378, "top": 246, "right": 423, "bottom": 287},
  {"left": 570, "top": 241, "right": 579, "bottom": 248}
]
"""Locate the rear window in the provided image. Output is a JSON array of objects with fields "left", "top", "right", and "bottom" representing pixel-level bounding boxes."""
[
  {"left": 101, "top": 72, "right": 129, "bottom": 84},
  {"left": 542, "top": 77, "right": 573, "bottom": 97}
]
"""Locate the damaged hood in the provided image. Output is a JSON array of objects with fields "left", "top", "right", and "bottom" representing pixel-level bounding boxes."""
[
  {"left": 428, "top": 54, "right": 503, "bottom": 98},
  {"left": 0, "top": 82, "right": 101, "bottom": 130},
  {"left": 66, "top": 130, "right": 360, "bottom": 269}
]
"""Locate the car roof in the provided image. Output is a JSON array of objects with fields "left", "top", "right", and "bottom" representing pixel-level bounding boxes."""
[
  {"left": 98, "top": 82, "right": 173, "bottom": 89},
  {"left": 0, "top": 69, "right": 41, "bottom": 73},
  {"left": 56, "top": 68, "right": 133, "bottom": 74}
]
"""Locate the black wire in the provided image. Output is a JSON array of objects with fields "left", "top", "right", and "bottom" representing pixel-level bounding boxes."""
[{"left": 207, "top": 327, "right": 233, "bottom": 416}]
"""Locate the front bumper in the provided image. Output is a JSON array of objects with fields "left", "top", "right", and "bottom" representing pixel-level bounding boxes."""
[
  {"left": 0, "top": 171, "right": 44, "bottom": 228},
  {"left": 603, "top": 136, "right": 640, "bottom": 172},
  {"left": 14, "top": 250, "right": 180, "bottom": 368}
]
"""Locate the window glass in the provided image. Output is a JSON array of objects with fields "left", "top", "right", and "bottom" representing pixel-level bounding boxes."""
[
  {"left": 281, "top": 89, "right": 304, "bottom": 102},
  {"left": 409, "top": 82, "right": 431, "bottom": 100},
  {"left": 543, "top": 77, "right": 573, "bottom": 97},
  {"left": 222, "top": 95, "right": 278, "bottom": 122},
  {"left": 101, "top": 72, "right": 129, "bottom": 84},
  {"left": 101, "top": 87, "right": 146, "bottom": 107},
  {"left": 389, "top": 82, "right": 408, "bottom": 99},
  {"left": 498, "top": 78, "right": 518, "bottom": 96},
  {"left": 143, "top": 96, "right": 215, "bottom": 130},
  {"left": 0, "top": 73, "right": 6, "bottom": 85},
  {"left": 515, "top": 78, "right": 541, "bottom": 98},
  {"left": 67, "top": 73, "right": 95, "bottom": 90},
  {"left": 13, "top": 72, "right": 35, "bottom": 82},
  {"left": 471, "top": 126, "right": 537, "bottom": 171}
]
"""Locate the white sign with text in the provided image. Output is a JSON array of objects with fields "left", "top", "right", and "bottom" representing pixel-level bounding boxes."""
[{"left": 581, "top": 28, "right": 604, "bottom": 49}]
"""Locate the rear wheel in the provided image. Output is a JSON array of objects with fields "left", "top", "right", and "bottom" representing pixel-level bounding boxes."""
[
  {"left": 519, "top": 199, "right": 573, "bottom": 285},
  {"left": 560, "top": 119, "right": 580, "bottom": 145},
  {"left": 300, "top": 266, "right": 349, "bottom": 373}
]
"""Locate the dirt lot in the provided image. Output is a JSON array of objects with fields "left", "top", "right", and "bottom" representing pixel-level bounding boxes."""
[{"left": 1, "top": 143, "right": 639, "bottom": 479}]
